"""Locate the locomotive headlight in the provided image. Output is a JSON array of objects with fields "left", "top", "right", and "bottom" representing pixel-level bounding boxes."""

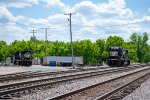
[{"left": 110, "top": 51, "right": 118, "bottom": 56}]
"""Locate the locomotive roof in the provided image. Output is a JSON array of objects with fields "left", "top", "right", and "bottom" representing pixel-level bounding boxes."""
[
  {"left": 14, "top": 51, "right": 20, "bottom": 54},
  {"left": 21, "top": 50, "right": 31, "bottom": 53},
  {"left": 110, "top": 46, "right": 120, "bottom": 49},
  {"left": 14, "top": 50, "right": 31, "bottom": 54},
  {"left": 110, "top": 46, "right": 128, "bottom": 51}
]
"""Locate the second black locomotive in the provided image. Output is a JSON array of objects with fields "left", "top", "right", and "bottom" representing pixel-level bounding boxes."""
[
  {"left": 107, "top": 46, "right": 130, "bottom": 67},
  {"left": 13, "top": 50, "right": 32, "bottom": 66}
]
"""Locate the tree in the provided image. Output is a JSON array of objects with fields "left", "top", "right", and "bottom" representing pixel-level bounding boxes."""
[
  {"left": 0, "top": 32, "right": 150, "bottom": 64},
  {"left": 105, "top": 36, "right": 124, "bottom": 50},
  {"left": 130, "top": 32, "right": 149, "bottom": 63},
  {"left": 96, "top": 39, "right": 105, "bottom": 63},
  {"left": 123, "top": 42, "right": 138, "bottom": 62},
  {"left": 0, "top": 41, "right": 8, "bottom": 61}
]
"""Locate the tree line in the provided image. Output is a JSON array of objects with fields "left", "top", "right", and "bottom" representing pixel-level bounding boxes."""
[{"left": 0, "top": 32, "right": 149, "bottom": 64}]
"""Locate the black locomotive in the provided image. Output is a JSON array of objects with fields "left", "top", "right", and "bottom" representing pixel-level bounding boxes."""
[
  {"left": 107, "top": 46, "right": 130, "bottom": 67},
  {"left": 13, "top": 50, "right": 32, "bottom": 66}
]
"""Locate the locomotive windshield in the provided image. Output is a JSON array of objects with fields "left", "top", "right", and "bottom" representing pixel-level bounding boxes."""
[
  {"left": 14, "top": 52, "right": 21, "bottom": 59},
  {"left": 110, "top": 51, "right": 118, "bottom": 56},
  {"left": 24, "top": 52, "right": 31, "bottom": 58},
  {"left": 109, "top": 46, "right": 121, "bottom": 56}
]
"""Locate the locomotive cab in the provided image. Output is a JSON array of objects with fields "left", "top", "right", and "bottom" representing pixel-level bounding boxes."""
[
  {"left": 107, "top": 46, "right": 130, "bottom": 67},
  {"left": 108, "top": 46, "right": 122, "bottom": 66},
  {"left": 13, "top": 51, "right": 22, "bottom": 65},
  {"left": 13, "top": 50, "right": 32, "bottom": 66},
  {"left": 21, "top": 50, "right": 32, "bottom": 66}
]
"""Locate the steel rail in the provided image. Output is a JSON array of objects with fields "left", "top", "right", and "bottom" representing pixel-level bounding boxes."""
[
  {"left": 0, "top": 71, "right": 32, "bottom": 78},
  {"left": 50, "top": 67, "right": 150, "bottom": 100},
  {"left": 0, "top": 67, "right": 136, "bottom": 98},
  {"left": 0, "top": 67, "right": 130, "bottom": 90},
  {"left": 0, "top": 67, "right": 115, "bottom": 82},
  {"left": 0, "top": 65, "right": 142, "bottom": 82},
  {"left": 96, "top": 70, "right": 150, "bottom": 100}
]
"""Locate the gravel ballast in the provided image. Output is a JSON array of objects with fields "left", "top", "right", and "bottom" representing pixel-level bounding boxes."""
[
  {"left": 0, "top": 66, "right": 116, "bottom": 86},
  {"left": 15, "top": 66, "right": 150, "bottom": 100},
  {"left": 123, "top": 75, "right": 150, "bottom": 100},
  {"left": 0, "top": 65, "right": 75, "bottom": 75}
]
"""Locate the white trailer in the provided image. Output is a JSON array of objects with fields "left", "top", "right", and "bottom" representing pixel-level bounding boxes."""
[{"left": 43, "top": 56, "right": 83, "bottom": 66}]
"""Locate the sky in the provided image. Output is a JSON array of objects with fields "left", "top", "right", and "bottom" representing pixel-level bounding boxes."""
[{"left": 0, "top": 0, "right": 150, "bottom": 44}]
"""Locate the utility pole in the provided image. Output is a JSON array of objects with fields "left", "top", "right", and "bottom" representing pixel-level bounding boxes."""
[
  {"left": 30, "top": 29, "right": 37, "bottom": 64},
  {"left": 41, "top": 28, "right": 50, "bottom": 65},
  {"left": 64, "top": 13, "right": 76, "bottom": 69}
]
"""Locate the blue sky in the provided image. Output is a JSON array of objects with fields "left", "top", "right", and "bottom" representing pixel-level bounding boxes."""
[
  {"left": 0, "top": 0, "right": 150, "bottom": 44},
  {"left": 8, "top": 0, "right": 150, "bottom": 18}
]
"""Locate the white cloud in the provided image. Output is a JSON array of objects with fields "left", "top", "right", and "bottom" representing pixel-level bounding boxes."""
[
  {"left": 0, "top": 6, "right": 14, "bottom": 20},
  {"left": 8, "top": 3, "right": 32, "bottom": 8},
  {"left": 73, "top": 1, "right": 98, "bottom": 16},
  {"left": 0, "top": 25, "right": 30, "bottom": 43},
  {"left": 64, "top": 6, "right": 75, "bottom": 14},
  {"left": 0, "top": 0, "right": 68, "bottom": 9},
  {"left": 143, "top": 16, "right": 150, "bottom": 21},
  {"left": 0, "top": 0, "right": 150, "bottom": 44},
  {"left": 47, "top": 14, "right": 66, "bottom": 23},
  {"left": 73, "top": 0, "right": 133, "bottom": 19},
  {"left": 72, "top": 13, "right": 90, "bottom": 26},
  {"left": 47, "top": 0, "right": 65, "bottom": 8},
  {"left": 28, "top": 18, "right": 48, "bottom": 25},
  {"left": 0, "top": 0, "right": 38, "bottom": 8}
]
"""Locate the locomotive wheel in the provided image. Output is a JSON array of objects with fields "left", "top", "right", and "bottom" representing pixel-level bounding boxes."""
[
  {"left": 118, "top": 60, "right": 124, "bottom": 67},
  {"left": 25, "top": 61, "right": 32, "bottom": 66},
  {"left": 127, "top": 60, "right": 130, "bottom": 65},
  {"left": 14, "top": 61, "right": 16, "bottom": 65}
]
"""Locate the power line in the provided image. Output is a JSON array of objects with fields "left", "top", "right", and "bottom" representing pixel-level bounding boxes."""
[
  {"left": 0, "top": 17, "right": 35, "bottom": 28},
  {"left": 41, "top": 27, "right": 51, "bottom": 65},
  {"left": 1, "top": 16, "right": 150, "bottom": 30},
  {"left": 72, "top": 19, "right": 150, "bottom": 28},
  {"left": 64, "top": 12, "right": 76, "bottom": 69},
  {"left": 0, "top": 17, "right": 69, "bottom": 31},
  {"left": 30, "top": 29, "right": 37, "bottom": 62}
]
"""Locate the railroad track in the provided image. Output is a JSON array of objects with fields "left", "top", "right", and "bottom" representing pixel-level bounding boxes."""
[
  {"left": 50, "top": 66, "right": 150, "bottom": 100},
  {"left": 0, "top": 65, "right": 143, "bottom": 83},
  {"left": 0, "top": 66, "right": 115, "bottom": 82},
  {"left": 96, "top": 71, "right": 150, "bottom": 100},
  {"left": 0, "top": 66, "right": 141, "bottom": 99}
]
